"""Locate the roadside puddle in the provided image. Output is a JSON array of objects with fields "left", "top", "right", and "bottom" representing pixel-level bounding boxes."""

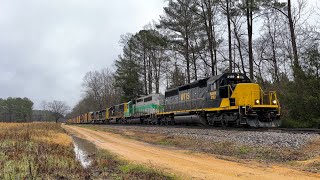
[{"left": 71, "top": 135, "right": 97, "bottom": 168}]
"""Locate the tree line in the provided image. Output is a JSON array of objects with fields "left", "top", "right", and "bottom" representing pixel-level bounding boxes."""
[
  {"left": 0, "top": 97, "right": 33, "bottom": 122},
  {"left": 69, "top": 0, "right": 320, "bottom": 128},
  {"left": 0, "top": 97, "right": 70, "bottom": 123}
]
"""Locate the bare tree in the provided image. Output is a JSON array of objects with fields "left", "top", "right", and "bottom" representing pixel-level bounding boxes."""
[
  {"left": 194, "top": 0, "right": 219, "bottom": 76},
  {"left": 287, "top": 0, "right": 302, "bottom": 78},
  {"left": 47, "top": 100, "right": 70, "bottom": 123},
  {"left": 82, "top": 68, "right": 119, "bottom": 110},
  {"left": 219, "top": 0, "right": 234, "bottom": 73},
  {"left": 266, "top": 0, "right": 308, "bottom": 79},
  {"left": 83, "top": 70, "right": 104, "bottom": 109},
  {"left": 230, "top": 14, "right": 247, "bottom": 75},
  {"left": 100, "top": 68, "right": 118, "bottom": 107}
]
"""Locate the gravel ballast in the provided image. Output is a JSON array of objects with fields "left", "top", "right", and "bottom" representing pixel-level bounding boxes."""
[{"left": 102, "top": 125, "right": 319, "bottom": 149}]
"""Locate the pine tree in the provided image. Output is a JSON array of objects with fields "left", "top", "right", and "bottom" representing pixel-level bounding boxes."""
[{"left": 114, "top": 36, "right": 143, "bottom": 102}]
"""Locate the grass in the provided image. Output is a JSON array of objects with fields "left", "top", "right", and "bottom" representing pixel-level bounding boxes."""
[
  {"left": 158, "top": 139, "right": 173, "bottom": 146},
  {"left": 237, "top": 146, "right": 252, "bottom": 155},
  {"left": 119, "top": 163, "right": 173, "bottom": 179},
  {"left": 0, "top": 123, "right": 176, "bottom": 179}
]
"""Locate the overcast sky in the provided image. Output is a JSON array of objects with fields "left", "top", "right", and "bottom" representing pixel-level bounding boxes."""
[
  {"left": 0, "top": 0, "right": 165, "bottom": 109},
  {"left": 0, "top": 0, "right": 318, "bottom": 110}
]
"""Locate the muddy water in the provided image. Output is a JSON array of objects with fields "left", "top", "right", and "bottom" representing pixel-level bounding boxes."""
[{"left": 71, "top": 135, "right": 97, "bottom": 168}]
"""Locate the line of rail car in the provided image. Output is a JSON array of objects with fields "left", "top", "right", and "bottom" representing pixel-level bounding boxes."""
[{"left": 67, "top": 73, "right": 281, "bottom": 128}]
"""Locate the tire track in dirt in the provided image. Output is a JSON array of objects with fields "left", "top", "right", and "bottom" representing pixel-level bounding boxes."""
[{"left": 63, "top": 125, "right": 320, "bottom": 180}]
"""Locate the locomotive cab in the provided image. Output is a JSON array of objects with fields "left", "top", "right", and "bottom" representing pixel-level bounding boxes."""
[{"left": 207, "top": 73, "right": 251, "bottom": 100}]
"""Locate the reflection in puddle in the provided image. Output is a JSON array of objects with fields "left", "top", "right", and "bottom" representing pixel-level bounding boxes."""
[
  {"left": 72, "top": 135, "right": 97, "bottom": 168},
  {"left": 74, "top": 143, "right": 92, "bottom": 168}
]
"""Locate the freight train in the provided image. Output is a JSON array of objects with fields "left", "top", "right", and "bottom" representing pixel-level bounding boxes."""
[{"left": 67, "top": 73, "right": 281, "bottom": 128}]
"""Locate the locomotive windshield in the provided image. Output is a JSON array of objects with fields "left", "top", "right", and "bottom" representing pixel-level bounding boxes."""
[{"left": 220, "top": 74, "right": 251, "bottom": 87}]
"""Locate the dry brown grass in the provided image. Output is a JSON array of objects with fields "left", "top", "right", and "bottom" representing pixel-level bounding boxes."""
[
  {"left": 302, "top": 138, "right": 320, "bottom": 157},
  {"left": 286, "top": 138, "right": 320, "bottom": 173},
  {"left": 0, "top": 122, "right": 87, "bottom": 179},
  {"left": 32, "top": 132, "right": 72, "bottom": 147}
]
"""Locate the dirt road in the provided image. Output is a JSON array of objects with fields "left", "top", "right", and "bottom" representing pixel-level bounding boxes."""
[{"left": 64, "top": 125, "right": 320, "bottom": 180}]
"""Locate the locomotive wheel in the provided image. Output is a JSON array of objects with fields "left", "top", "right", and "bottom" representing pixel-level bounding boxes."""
[
  {"left": 164, "top": 117, "right": 167, "bottom": 126},
  {"left": 219, "top": 113, "right": 227, "bottom": 127},
  {"left": 161, "top": 120, "right": 165, "bottom": 125}
]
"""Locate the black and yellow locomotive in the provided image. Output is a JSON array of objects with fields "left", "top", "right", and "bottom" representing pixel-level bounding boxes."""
[{"left": 157, "top": 73, "right": 280, "bottom": 127}]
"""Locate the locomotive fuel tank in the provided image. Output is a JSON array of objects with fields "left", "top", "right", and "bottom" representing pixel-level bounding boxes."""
[{"left": 173, "top": 114, "right": 207, "bottom": 125}]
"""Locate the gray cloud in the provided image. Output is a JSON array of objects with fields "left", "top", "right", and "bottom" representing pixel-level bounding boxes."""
[{"left": 0, "top": 0, "right": 164, "bottom": 109}]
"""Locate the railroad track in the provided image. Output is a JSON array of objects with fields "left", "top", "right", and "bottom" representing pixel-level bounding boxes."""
[
  {"left": 85, "top": 123, "right": 320, "bottom": 135},
  {"left": 275, "top": 128, "right": 320, "bottom": 134}
]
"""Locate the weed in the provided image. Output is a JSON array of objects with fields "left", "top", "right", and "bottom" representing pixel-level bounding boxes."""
[
  {"left": 158, "top": 139, "right": 173, "bottom": 146},
  {"left": 237, "top": 146, "right": 252, "bottom": 155}
]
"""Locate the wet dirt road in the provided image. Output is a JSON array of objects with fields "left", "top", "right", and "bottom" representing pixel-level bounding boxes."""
[{"left": 63, "top": 125, "right": 320, "bottom": 180}]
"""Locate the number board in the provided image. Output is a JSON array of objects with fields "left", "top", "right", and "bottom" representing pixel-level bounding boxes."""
[
  {"left": 210, "top": 91, "right": 217, "bottom": 100},
  {"left": 180, "top": 92, "right": 190, "bottom": 101}
]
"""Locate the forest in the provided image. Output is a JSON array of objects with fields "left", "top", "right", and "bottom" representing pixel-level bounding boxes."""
[
  {"left": 0, "top": 97, "right": 33, "bottom": 122},
  {"left": 0, "top": 98, "right": 69, "bottom": 123},
  {"left": 69, "top": 0, "right": 320, "bottom": 128}
]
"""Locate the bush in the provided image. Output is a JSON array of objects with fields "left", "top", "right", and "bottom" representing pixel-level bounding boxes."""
[{"left": 270, "top": 73, "right": 320, "bottom": 128}]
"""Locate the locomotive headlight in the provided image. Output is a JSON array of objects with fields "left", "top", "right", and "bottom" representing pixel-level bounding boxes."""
[
  {"left": 255, "top": 99, "right": 260, "bottom": 105},
  {"left": 272, "top": 100, "right": 277, "bottom": 105}
]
